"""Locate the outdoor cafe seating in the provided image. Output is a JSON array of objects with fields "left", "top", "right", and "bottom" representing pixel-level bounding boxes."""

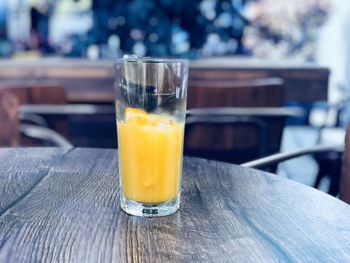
[{"left": 1, "top": 0, "right": 350, "bottom": 261}]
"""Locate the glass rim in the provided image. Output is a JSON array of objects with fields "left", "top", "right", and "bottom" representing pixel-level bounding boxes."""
[{"left": 115, "top": 56, "right": 189, "bottom": 64}]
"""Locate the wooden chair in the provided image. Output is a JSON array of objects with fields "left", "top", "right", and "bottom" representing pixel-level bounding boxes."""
[
  {"left": 188, "top": 78, "right": 285, "bottom": 108},
  {"left": 185, "top": 78, "right": 299, "bottom": 164},
  {"left": 0, "top": 91, "right": 20, "bottom": 146},
  {"left": 0, "top": 89, "right": 72, "bottom": 148},
  {"left": 0, "top": 84, "right": 69, "bottom": 145}
]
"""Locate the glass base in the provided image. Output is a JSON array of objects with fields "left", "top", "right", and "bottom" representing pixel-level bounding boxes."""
[{"left": 120, "top": 193, "right": 180, "bottom": 217}]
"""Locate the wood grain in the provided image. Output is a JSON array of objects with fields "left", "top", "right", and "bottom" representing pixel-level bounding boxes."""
[
  {"left": 0, "top": 148, "right": 350, "bottom": 262},
  {"left": 0, "top": 148, "right": 71, "bottom": 215}
]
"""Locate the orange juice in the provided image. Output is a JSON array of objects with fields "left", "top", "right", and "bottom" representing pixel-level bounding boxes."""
[{"left": 117, "top": 107, "right": 184, "bottom": 204}]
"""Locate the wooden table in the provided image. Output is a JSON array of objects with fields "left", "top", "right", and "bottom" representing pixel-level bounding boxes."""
[
  {"left": 1, "top": 148, "right": 349, "bottom": 262},
  {"left": 0, "top": 58, "right": 329, "bottom": 103}
]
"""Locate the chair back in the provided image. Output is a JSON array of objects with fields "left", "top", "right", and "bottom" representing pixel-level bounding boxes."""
[
  {"left": 188, "top": 78, "right": 284, "bottom": 108},
  {"left": 185, "top": 78, "right": 285, "bottom": 164},
  {"left": 0, "top": 91, "right": 20, "bottom": 146},
  {"left": 341, "top": 125, "right": 350, "bottom": 204},
  {"left": 0, "top": 84, "right": 68, "bottom": 144},
  {"left": 0, "top": 84, "right": 67, "bottom": 104}
]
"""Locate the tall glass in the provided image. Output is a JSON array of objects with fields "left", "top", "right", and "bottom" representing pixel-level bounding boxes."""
[{"left": 115, "top": 56, "right": 188, "bottom": 217}]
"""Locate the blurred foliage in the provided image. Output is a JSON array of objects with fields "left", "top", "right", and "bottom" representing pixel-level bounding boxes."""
[
  {"left": 242, "top": 0, "right": 332, "bottom": 61},
  {"left": 2, "top": 0, "right": 248, "bottom": 58},
  {"left": 89, "top": 0, "right": 247, "bottom": 58}
]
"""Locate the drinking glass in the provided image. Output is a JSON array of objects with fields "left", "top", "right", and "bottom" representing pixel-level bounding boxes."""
[{"left": 115, "top": 56, "right": 188, "bottom": 217}]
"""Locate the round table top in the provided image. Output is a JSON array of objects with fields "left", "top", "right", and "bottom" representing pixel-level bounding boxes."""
[{"left": 1, "top": 148, "right": 350, "bottom": 262}]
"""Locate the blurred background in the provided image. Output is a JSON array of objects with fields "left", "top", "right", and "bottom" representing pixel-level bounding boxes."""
[
  {"left": 0, "top": 1, "right": 334, "bottom": 59},
  {"left": 1, "top": 0, "right": 346, "bottom": 102},
  {"left": 0, "top": 0, "right": 348, "bottom": 196}
]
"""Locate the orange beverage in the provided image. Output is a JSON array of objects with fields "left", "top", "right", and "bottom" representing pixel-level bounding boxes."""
[
  {"left": 115, "top": 57, "right": 188, "bottom": 217},
  {"left": 117, "top": 107, "right": 184, "bottom": 204}
]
